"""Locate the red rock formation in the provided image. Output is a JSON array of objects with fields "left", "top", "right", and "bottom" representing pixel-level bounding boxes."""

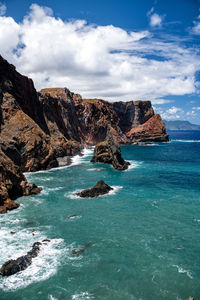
[{"left": 126, "top": 114, "right": 169, "bottom": 142}]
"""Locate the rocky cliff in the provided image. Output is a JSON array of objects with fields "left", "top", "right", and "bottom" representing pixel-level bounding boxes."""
[{"left": 0, "top": 56, "right": 168, "bottom": 212}]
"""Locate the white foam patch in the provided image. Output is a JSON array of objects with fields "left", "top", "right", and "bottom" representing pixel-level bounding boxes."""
[
  {"left": 0, "top": 212, "right": 66, "bottom": 291},
  {"left": 67, "top": 185, "right": 122, "bottom": 199},
  {"left": 87, "top": 168, "right": 104, "bottom": 172},
  {"left": 24, "top": 148, "right": 94, "bottom": 177},
  {"left": 172, "top": 265, "right": 193, "bottom": 279},
  {"left": 72, "top": 292, "right": 94, "bottom": 300},
  {"left": 126, "top": 161, "right": 143, "bottom": 171},
  {"left": 49, "top": 296, "right": 58, "bottom": 300},
  {"left": 82, "top": 147, "right": 94, "bottom": 157},
  {"left": 0, "top": 237, "right": 66, "bottom": 291},
  {"left": 67, "top": 215, "right": 82, "bottom": 221},
  {"left": 132, "top": 142, "right": 162, "bottom": 146},
  {"left": 171, "top": 139, "right": 200, "bottom": 143},
  {"left": 66, "top": 190, "right": 82, "bottom": 200},
  {"left": 108, "top": 186, "right": 123, "bottom": 195},
  {"left": 39, "top": 186, "right": 63, "bottom": 196}
]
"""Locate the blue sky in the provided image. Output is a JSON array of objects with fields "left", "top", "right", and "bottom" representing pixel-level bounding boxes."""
[{"left": 1, "top": 0, "right": 200, "bottom": 123}]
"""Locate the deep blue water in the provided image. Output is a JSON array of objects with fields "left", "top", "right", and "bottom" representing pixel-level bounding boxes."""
[{"left": 0, "top": 131, "right": 200, "bottom": 300}]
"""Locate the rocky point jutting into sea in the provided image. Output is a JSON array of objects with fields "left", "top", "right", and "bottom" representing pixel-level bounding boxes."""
[{"left": 0, "top": 55, "right": 168, "bottom": 213}]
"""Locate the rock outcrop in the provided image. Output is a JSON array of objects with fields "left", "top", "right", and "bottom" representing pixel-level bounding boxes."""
[
  {"left": 77, "top": 180, "right": 113, "bottom": 198},
  {"left": 0, "top": 148, "right": 41, "bottom": 214},
  {"left": 0, "top": 55, "right": 168, "bottom": 212},
  {"left": 126, "top": 114, "right": 168, "bottom": 143},
  {"left": 91, "top": 136, "right": 130, "bottom": 170},
  {"left": 0, "top": 240, "right": 50, "bottom": 276}
]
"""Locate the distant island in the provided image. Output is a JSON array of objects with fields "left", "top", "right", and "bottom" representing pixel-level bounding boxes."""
[{"left": 164, "top": 120, "right": 200, "bottom": 131}]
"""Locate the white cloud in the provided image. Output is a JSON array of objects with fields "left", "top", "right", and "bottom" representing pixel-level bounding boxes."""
[
  {"left": 0, "top": 4, "right": 200, "bottom": 102},
  {"left": 186, "top": 110, "right": 196, "bottom": 116},
  {"left": 0, "top": 2, "right": 6, "bottom": 16},
  {"left": 155, "top": 106, "right": 184, "bottom": 120},
  {"left": 192, "top": 106, "right": 200, "bottom": 110},
  {"left": 147, "top": 7, "right": 154, "bottom": 17},
  {"left": 192, "top": 14, "right": 200, "bottom": 34},
  {"left": 167, "top": 106, "right": 183, "bottom": 115},
  {"left": 150, "top": 13, "right": 163, "bottom": 27},
  {"left": 151, "top": 99, "right": 173, "bottom": 105},
  {"left": 147, "top": 7, "right": 164, "bottom": 27}
]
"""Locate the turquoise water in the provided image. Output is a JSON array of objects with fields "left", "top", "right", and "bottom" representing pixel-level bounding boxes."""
[{"left": 0, "top": 133, "right": 200, "bottom": 300}]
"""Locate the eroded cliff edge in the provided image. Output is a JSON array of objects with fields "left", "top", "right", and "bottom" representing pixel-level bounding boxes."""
[{"left": 0, "top": 56, "right": 168, "bottom": 212}]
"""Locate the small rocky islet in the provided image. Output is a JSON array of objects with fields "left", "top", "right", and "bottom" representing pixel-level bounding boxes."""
[{"left": 76, "top": 180, "right": 113, "bottom": 198}]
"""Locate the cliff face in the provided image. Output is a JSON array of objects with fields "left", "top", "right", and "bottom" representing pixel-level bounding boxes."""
[
  {"left": 0, "top": 148, "right": 41, "bottom": 213},
  {"left": 73, "top": 98, "right": 168, "bottom": 144},
  {"left": 0, "top": 56, "right": 168, "bottom": 212}
]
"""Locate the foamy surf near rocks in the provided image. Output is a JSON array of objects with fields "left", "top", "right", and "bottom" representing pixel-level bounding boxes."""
[
  {"left": 0, "top": 240, "right": 50, "bottom": 276},
  {"left": 76, "top": 180, "right": 113, "bottom": 198}
]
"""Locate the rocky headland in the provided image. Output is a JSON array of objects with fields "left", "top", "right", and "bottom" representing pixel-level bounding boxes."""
[{"left": 0, "top": 55, "right": 168, "bottom": 212}]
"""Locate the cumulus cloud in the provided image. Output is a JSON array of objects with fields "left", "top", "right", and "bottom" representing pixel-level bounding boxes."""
[
  {"left": 147, "top": 7, "right": 164, "bottom": 27},
  {"left": 150, "top": 13, "right": 163, "bottom": 27},
  {"left": 155, "top": 106, "right": 184, "bottom": 120},
  {"left": 0, "top": 4, "right": 200, "bottom": 102},
  {"left": 0, "top": 2, "right": 6, "bottom": 16}
]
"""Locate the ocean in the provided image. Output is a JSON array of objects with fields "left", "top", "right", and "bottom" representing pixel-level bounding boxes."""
[{"left": 0, "top": 131, "right": 200, "bottom": 300}]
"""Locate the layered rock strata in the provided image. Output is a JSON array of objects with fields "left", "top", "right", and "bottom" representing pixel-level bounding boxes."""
[{"left": 0, "top": 55, "right": 168, "bottom": 212}]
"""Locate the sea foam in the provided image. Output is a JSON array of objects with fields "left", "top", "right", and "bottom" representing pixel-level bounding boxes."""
[
  {"left": 0, "top": 235, "right": 66, "bottom": 291},
  {"left": 171, "top": 139, "right": 200, "bottom": 143},
  {"left": 0, "top": 211, "right": 66, "bottom": 291},
  {"left": 172, "top": 264, "right": 193, "bottom": 279},
  {"left": 72, "top": 291, "right": 94, "bottom": 300},
  {"left": 126, "top": 160, "right": 143, "bottom": 171}
]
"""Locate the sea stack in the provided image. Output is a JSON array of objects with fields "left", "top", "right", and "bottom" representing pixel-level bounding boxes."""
[{"left": 91, "top": 136, "right": 130, "bottom": 170}]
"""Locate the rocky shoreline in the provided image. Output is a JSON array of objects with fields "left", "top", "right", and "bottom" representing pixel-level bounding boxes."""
[{"left": 0, "top": 55, "right": 168, "bottom": 213}]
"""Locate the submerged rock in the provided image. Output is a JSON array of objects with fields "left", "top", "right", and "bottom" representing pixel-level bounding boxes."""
[
  {"left": 91, "top": 136, "right": 130, "bottom": 171},
  {"left": 72, "top": 243, "right": 91, "bottom": 255},
  {"left": 77, "top": 180, "right": 113, "bottom": 198},
  {"left": 0, "top": 240, "right": 49, "bottom": 276},
  {"left": 67, "top": 214, "right": 78, "bottom": 219}
]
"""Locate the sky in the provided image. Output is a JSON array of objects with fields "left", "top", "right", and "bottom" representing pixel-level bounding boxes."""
[{"left": 0, "top": 0, "right": 200, "bottom": 123}]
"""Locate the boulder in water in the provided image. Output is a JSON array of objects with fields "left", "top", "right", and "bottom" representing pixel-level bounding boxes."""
[{"left": 77, "top": 180, "right": 113, "bottom": 198}]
